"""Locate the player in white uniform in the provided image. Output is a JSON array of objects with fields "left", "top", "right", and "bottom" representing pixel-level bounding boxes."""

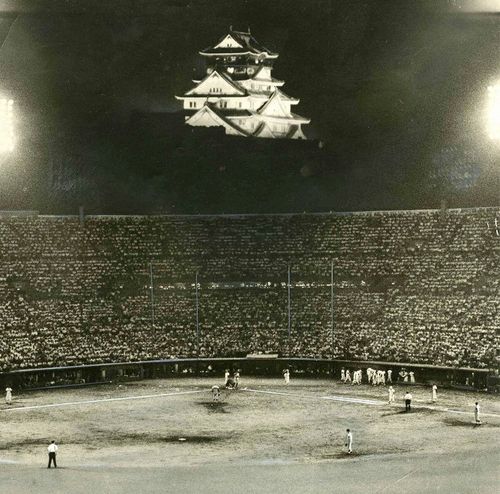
[
  {"left": 387, "top": 369, "right": 392, "bottom": 383},
  {"left": 366, "top": 368, "right": 374, "bottom": 385},
  {"left": 474, "top": 402, "right": 481, "bottom": 424},
  {"left": 283, "top": 369, "right": 290, "bottom": 385},
  {"left": 409, "top": 371, "right": 415, "bottom": 383},
  {"left": 400, "top": 369, "right": 408, "bottom": 382},
  {"left": 224, "top": 369, "right": 230, "bottom": 386},
  {"left": 233, "top": 370, "right": 240, "bottom": 389},
  {"left": 345, "top": 429, "right": 353, "bottom": 454},
  {"left": 355, "top": 370, "right": 362, "bottom": 385},
  {"left": 340, "top": 368, "right": 345, "bottom": 383},
  {"left": 345, "top": 370, "right": 351, "bottom": 384},
  {"left": 5, "top": 387, "right": 12, "bottom": 405},
  {"left": 388, "top": 386, "right": 395, "bottom": 404},
  {"left": 431, "top": 384, "right": 437, "bottom": 403}
]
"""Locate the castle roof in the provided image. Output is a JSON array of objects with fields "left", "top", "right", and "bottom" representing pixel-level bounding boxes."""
[
  {"left": 256, "top": 89, "right": 299, "bottom": 116},
  {"left": 185, "top": 104, "right": 250, "bottom": 137},
  {"left": 253, "top": 122, "right": 307, "bottom": 139},
  {"left": 244, "top": 65, "right": 284, "bottom": 85},
  {"left": 193, "top": 66, "right": 284, "bottom": 86},
  {"left": 200, "top": 29, "right": 278, "bottom": 58},
  {"left": 253, "top": 122, "right": 277, "bottom": 139},
  {"left": 178, "top": 70, "right": 247, "bottom": 98}
]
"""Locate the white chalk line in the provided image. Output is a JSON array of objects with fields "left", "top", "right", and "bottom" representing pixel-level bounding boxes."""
[
  {"left": 374, "top": 468, "right": 421, "bottom": 494},
  {"left": 0, "top": 389, "right": 207, "bottom": 412},
  {"left": 404, "top": 403, "right": 500, "bottom": 419},
  {"left": 243, "top": 388, "right": 500, "bottom": 418},
  {"left": 243, "top": 388, "right": 382, "bottom": 405},
  {"left": 322, "top": 395, "right": 382, "bottom": 405}
]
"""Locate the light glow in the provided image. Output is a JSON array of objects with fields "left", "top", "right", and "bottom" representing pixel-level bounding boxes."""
[
  {"left": 487, "top": 84, "right": 500, "bottom": 140},
  {"left": 0, "top": 98, "right": 15, "bottom": 152}
]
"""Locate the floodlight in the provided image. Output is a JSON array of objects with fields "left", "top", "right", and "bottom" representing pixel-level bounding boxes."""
[
  {"left": 0, "top": 98, "right": 15, "bottom": 152},
  {"left": 487, "top": 84, "right": 500, "bottom": 140}
]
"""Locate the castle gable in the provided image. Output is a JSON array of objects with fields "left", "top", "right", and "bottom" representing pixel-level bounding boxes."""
[
  {"left": 186, "top": 106, "right": 247, "bottom": 136},
  {"left": 186, "top": 71, "right": 246, "bottom": 96},
  {"left": 214, "top": 34, "right": 244, "bottom": 50},
  {"left": 257, "top": 91, "right": 291, "bottom": 117}
]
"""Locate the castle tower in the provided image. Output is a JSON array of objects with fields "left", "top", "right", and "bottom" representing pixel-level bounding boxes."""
[{"left": 176, "top": 28, "right": 310, "bottom": 139}]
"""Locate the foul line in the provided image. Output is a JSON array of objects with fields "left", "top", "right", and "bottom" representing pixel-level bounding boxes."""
[
  {"left": 374, "top": 468, "right": 420, "bottom": 494},
  {"left": 243, "top": 388, "right": 382, "bottom": 405},
  {"left": 0, "top": 389, "right": 207, "bottom": 412},
  {"left": 321, "top": 395, "right": 382, "bottom": 405},
  {"left": 426, "top": 406, "right": 499, "bottom": 418}
]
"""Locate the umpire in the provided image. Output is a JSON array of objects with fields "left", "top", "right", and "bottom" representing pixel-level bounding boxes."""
[{"left": 47, "top": 440, "right": 58, "bottom": 468}]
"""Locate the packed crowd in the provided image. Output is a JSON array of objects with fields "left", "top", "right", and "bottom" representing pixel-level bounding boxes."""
[{"left": 0, "top": 208, "right": 498, "bottom": 371}]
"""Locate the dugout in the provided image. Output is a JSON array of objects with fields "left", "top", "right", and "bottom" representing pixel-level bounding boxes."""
[{"left": 0, "top": 357, "right": 494, "bottom": 392}]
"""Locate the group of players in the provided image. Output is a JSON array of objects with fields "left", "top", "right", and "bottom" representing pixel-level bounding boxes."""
[
  {"left": 340, "top": 367, "right": 416, "bottom": 386},
  {"left": 209, "top": 366, "right": 422, "bottom": 403},
  {"left": 210, "top": 368, "right": 292, "bottom": 402},
  {"left": 210, "top": 369, "right": 241, "bottom": 402}
]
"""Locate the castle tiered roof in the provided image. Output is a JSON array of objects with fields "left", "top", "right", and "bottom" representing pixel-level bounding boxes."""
[
  {"left": 184, "top": 70, "right": 247, "bottom": 97},
  {"left": 200, "top": 29, "right": 278, "bottom": 59},
  {"left": 176, "top": 28, "right": 310, "bottom": 140}
]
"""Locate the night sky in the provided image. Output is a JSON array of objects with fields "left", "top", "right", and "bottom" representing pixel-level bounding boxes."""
[{"left": 0, "top": 0, "right": 498, "bottom": 214}]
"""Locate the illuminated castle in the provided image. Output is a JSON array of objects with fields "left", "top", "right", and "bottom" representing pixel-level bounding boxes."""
[{"left": 176, "top": 28, "right": 310, "bottom": 139}]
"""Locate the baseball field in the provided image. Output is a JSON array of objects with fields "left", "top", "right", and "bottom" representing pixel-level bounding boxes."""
[{"left": 1, "top": 377, "right": 499, "bottom": 493}]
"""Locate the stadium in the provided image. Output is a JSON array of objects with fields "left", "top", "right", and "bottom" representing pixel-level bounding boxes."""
[
  {"left": 1, "top": 1, "right": 500, "bottom": 492},
  {"left": 0, "top": 208, "right": 499, "bottom": 493}
]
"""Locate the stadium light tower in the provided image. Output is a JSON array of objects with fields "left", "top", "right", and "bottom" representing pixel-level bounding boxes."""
[
  {"left": 487, "top": 84, "right": 500, "bottom": 140},
  {"left": 0, "top": 98, "right": 15, "bottom": 153}
]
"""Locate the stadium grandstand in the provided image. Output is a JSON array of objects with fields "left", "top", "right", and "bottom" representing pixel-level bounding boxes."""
[{"left": 0, "top": 207, "right": 498, "bottom": 388}]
